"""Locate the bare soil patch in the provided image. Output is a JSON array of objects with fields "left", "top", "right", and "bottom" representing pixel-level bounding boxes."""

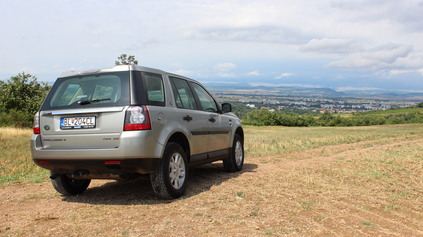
[{"left": 1, "top": 135, "right": 422, "bottom": 236}]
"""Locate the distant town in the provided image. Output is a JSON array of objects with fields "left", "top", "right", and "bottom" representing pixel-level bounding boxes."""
[
  {"left": 208, "top": 84, "right": 422, "bottom": 114},
  {"left": 238, "top": 98, "right": 415, "bottom": 113}
]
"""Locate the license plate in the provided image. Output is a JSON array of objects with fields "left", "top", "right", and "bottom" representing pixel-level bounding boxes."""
[{"left": 60, "top": 116, "right": 96, "bottom": 129}]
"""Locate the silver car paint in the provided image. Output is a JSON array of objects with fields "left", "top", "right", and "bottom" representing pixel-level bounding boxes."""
[{"left": 31, "top": 65, "right": 242, "bottom": 171}]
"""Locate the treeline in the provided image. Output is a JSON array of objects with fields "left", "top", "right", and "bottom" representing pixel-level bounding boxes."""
[
  {"left": 1, "top": 71, "right": 423, "bottom": 128},
  {"left": 0, "top": 73, "right": 50, "bottom": 127},
  {"left": 242, "top": 108, "right": 423, "bottom": 127}
]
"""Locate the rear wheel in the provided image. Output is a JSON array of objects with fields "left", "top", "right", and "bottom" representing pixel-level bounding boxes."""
[
  {"left": 50, "top": 172, "right": 91, "bottom": 196},
  {"left": 150, "top": 142, "right": 189, "bottom": 199},
  {"left": 223, "top": 134, "right": 244, "bottom": 172}
]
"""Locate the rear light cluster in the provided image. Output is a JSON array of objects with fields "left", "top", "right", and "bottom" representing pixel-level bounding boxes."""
[
  {"left": 33, "top": 112, "right": 40, "bottom": 134},
  {"left": 104, "top": 161, "right": 121, "bottom": 164},
  {"left": 124, "top": 106, "right": 151, "bottom": 131}
]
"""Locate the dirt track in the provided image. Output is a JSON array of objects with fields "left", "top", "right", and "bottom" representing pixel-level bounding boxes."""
[{"left": 1, "top": 136, "right": 422, "bottom": 236}]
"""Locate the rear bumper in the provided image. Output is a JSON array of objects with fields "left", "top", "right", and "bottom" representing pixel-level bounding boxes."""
[
  {"left": 30, "top": 130, "right": 164, "bottom": 160},
  {"left": 30, "top": 130, "right": 164, "bottom": 177},
  {"left": 33, "top": 158, "right": 161, "bottom": 176}
]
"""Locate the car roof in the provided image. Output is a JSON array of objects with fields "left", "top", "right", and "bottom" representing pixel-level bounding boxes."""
[{"left": 59, "top": 65, "right": 201, "bottom": 84}]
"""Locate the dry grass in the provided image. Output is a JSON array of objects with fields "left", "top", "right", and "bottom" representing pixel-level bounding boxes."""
[
  {"left": 1, "top": 124, "right": 422, "bottom": 236},
  {"left": 244, "top": 124, "right": 423, "bottom": 156},
  {"left": 0, "top": 127, "right": 46, "bottom": 183},
  {"left": 0, "top": 127, "right": 33, "bottom": 137}
]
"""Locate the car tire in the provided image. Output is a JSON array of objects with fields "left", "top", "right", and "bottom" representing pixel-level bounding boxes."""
[
  {"left": 51, "top": 172, "right": 91, "bottom": 196},
  {"left": 223, "top": 134, "right": 244, "bottom": 172},
  {"left": 150, "top": 142, "right": 189, "bottom": 199}
]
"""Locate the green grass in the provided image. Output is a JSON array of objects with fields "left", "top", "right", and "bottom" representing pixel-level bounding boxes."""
[
  {"left": 360, "top": 107, "right": 422, "bottom": 115},
  {"left": 363, "top": 221, "right": 375, "bottom": 227}
]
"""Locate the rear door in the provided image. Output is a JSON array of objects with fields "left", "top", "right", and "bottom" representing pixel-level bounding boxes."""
[{"left": 39, "top": 71, "right": 130, "bottom": 149}]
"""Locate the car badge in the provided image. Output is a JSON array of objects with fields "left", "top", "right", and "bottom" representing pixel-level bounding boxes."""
[{"left": 44, "top": 125, "right": 50, "bottom": 131}]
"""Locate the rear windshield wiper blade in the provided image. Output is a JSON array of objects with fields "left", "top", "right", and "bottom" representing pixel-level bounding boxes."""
[{"left": 79, "top": 98, "right": 111, "bottom": 105}]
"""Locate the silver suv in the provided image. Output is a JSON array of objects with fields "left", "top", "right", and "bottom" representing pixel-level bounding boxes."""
[{"left": 30, "top": 65, "right": 244, "bottom": 199}]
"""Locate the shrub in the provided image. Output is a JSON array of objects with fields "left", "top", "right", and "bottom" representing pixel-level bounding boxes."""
[
  {"left": 242, "top": 107, "right": 423, "bottom": 127},
  {"left": 0, "top": 72, "right": 50, "bottom": 128}
]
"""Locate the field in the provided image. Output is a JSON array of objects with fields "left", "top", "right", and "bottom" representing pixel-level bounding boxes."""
[{"left": 1, "top": 125, "right": 422, "bottom": 236}]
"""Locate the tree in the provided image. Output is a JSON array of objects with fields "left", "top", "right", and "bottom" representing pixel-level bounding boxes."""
[
  {"left": 0, "top": 72, "right": 51, "bottom": 127},
  {"left": 417, "top": 102, "right": 423, "bottom": 108},
  {"left": 115, "top": 54, "right": 138, "bottom": 65},
  {"left": 242, "top": 109, "right": 280, "bottom": 126}
]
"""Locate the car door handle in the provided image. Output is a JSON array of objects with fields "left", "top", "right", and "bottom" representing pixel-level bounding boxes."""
[
  {"left": 183, "top": 115, "right": 193, "bottom": 122},
  {"left": 209, "top": 114, "right": 217, "bottom": 123}
]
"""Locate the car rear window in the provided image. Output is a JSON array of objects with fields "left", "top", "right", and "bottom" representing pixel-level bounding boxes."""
[{"left": 41, "top": 71, "right": 130, "bottom": 110}]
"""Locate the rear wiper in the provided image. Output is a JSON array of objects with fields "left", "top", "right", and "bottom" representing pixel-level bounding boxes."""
[{"left": 79, "top": 98, "right": 111, "bottom": 105}]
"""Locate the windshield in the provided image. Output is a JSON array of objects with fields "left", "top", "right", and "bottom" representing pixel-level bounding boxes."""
[{"left": 41, "top": 71, "right": 130, "bottom": 110}]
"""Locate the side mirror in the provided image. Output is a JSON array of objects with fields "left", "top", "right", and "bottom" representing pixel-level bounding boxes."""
[{"left": 222, "top": 103, "right": 232, "bottom": 113}]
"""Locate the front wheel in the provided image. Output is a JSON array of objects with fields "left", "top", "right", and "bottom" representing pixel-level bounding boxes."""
[
  {"left": 51, "top": 172, "right": 91, "bottom": 196},
  {"left": 150, "top": 142, "right": 189, "bottom": 199},
  {"left": 223, "top": 134, "right": 244, "bottom": 172}
]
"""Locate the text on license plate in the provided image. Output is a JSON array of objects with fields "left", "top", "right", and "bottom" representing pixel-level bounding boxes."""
[{"left": 60, "top": 116, "right": 96, "bottom": 129}]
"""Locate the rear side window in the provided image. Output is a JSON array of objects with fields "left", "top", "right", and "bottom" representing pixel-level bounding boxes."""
[
  {"left": 41, "top": 72, "right": 130, "bottom": 110},
  {"left": 144, "top": 73, "right": 165, "bottom": 106},
  {"left": 131, "top": 71, "right": 166, "bottom": 106},
  {"left": 169, "top": 77, "right": 197, "bottom": 110}
]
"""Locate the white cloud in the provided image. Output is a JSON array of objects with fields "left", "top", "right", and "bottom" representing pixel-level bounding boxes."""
[
  {"left": 247, "top": 70, "right": 260, "bottom": 76},
  {"left": 326, "top": 43, "right": 413, "bottom": 72},
  {"left": 90, "top": 43, "right": 104, "bottom": 48},
  {"left": 336, "top": 86, "right": 385, "bottom": 91},
  {"left": 249, "top": 82, "right": 323, "bottom": 88},
  {"left": 170, "top": 63, "right": 183, "bottom": 68},
  {"left": 141, "top": 39, "right": 160, "bottom": 48},
  {"left": 365, "top": 43, "right": 412, "bottom": 63},
  {"left": 390, "top": 51, "right": 423, "bottom": 70},
  {"left": 172, "top": 69, "right": 193, "bottom": 77},
  {"left": 302, "top": 38, "right": 362, "bottom": 54},
  {"left": 274, "top": 73, "right": 294, "bottom": 79},
  {"left": 217, "top": 72, "right": 236, "bottom": 78},
  {"left": 387, "top": 68, "right": 423, "bottom": 78},
  {"left": 202, "top": 81, "right": 239, "bottom": 84},
  {"left": 1, "top": 0, "right": 423, "bottom": 90},
  {"left": 189, "top": 25, "right": 312, "bottom": 44},
  {"left": 336, "top": 86, "right": 423, "bottom": 93},
  {"left": 214, "top": 62, "right": 237, "bottom": 71}
]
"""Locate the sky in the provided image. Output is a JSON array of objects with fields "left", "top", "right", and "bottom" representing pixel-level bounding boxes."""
[{"left": 1, "top": 0, "right": 423, "bottom": 92}]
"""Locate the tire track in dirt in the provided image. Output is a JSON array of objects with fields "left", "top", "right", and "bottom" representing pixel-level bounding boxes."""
[
  {"left": 247, "top": 135, "right": 423, "bottom": 236},
  {"left": 254, "top": 134, "right": 423, "bottom": 167},
  {"left": 329, "top": 200, "right": 423, "bottom": 236}
]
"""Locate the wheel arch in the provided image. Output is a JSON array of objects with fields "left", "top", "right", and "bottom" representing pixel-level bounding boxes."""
[
  {"left": 235, "top": 126, "right": 244, "bottom": 144},
  {"left": 166, "top": 132, "right": 191, "bottom": 162}
]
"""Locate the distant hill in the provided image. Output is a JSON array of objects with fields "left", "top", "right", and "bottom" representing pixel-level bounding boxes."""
[{"left": 204, "top": 82, "right": 423, "bottom": 102}]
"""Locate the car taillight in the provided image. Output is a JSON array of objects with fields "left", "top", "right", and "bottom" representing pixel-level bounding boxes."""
[
  {"left": 124, "top": 106, "right": 151, "bottom": 131},
  {"left": 33, "top": 112, "right": 40, "bottom": 134}
]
